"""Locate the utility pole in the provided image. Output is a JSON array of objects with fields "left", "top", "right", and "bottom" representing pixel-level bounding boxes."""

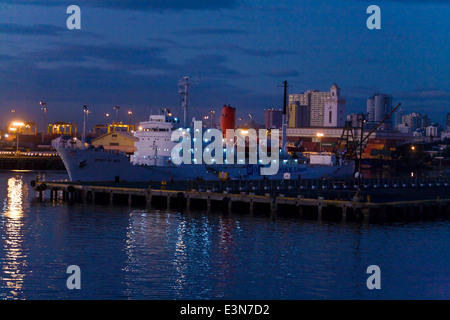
[
  {"left": 179, "top": 77, "right": 190, "bottom": 128},
  {"left": 209, "top": 110, "right": 215, "bottom": 128},
  {"left": 114, "top": 106, "right": 120, "bottom": 123},
  {"left": 82, "top": 105, "right": 88, "bottom": 146},
  {"left": 358, "top": 113, "right": 365, "bottom": 184},
  {"left": 281, "top": 80, "right": 289, "bottom": 153}
]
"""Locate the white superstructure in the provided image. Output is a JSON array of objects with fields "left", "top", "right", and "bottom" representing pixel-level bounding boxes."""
[{"left": 131, "top": 114, "right": 179, "bottom": 166}]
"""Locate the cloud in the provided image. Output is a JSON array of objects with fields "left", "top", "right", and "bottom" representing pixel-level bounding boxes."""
[
  {"left": 394, "top": 88, "right": 450, "bottom": 100},
  {"left": 227, "top": 45, "right": 297, "bottom": 57},
  {"left": 266, "top": 69, "right": 300, "bottom": 78},
  {"left": 16, "top": 43, "right": 177, "bottom": 72},
  {"left": 183, "top": 27, "right": 247, "bottom": 35},
  {"left": 0, "top": 23, "right": 66, "bottom": 36},
  {"left": 0, "top": 0, "right": 240, "bottom": 11},
  {"left": 182, "top": 54, "right": 244, "bottom": 79}
]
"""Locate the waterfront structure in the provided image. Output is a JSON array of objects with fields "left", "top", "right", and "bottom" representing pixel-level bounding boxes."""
[
  {"left": 91, "top": 131, "right": 138, "bottom": 154},
  {"left": 287, "top": 127, "right": 415, "bottom": 156},
  {"left": 289, "top": 84, "right": 343, "bottom": 127},
  {"left": 8, "top": 121, "right": 37, "bottom": 135},
  {"left": 366, "top": 93, "right": 393, "bottom": 129},
  {"left": 108, "top": 122, "right": 135, "bottom": 133},
  {"left": 264, "top": 108, "right": 283, "bottom": 129},
  {"left": 47, "top": 122, "right": 77, "bottom": 135}
]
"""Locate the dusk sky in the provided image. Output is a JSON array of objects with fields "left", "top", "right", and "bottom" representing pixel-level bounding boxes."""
[{"left": 0, "top": 0, "right": 448, "bottom": 128}]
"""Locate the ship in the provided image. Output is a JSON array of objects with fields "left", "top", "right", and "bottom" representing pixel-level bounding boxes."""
[
  {"left": 56, "top": 77, "right": 355, "bottom": 182},
  {"left": 56, "top": 112, "right": 354, "bottom": 182}
]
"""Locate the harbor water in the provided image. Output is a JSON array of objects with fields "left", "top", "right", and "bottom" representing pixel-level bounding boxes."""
[{"left": 0, "top": 172, "right": 449, "bottom": 300}]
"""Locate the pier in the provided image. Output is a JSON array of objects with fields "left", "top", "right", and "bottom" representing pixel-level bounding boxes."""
[
  {"left": 31, "top": 176, "right": 450, "bottom": 223},
  {"left": 0, "top": 152, "right": 64, "bottom": 171}
]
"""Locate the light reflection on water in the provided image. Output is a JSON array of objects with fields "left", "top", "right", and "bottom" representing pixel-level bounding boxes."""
[
  {"left": 0, "top": 172, "right": 449, "bottom": 300},
  {"left": 1, "top": 176, "right": 28, "bottom": 299}
]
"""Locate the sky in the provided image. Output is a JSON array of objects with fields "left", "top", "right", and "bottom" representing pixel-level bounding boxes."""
[{"left": 0, "top": 0, "right": 448, "bottom": 129}]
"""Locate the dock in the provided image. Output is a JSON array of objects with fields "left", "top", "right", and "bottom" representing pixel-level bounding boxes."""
[
  {"left": 0, "top": 152, "right": 64, "bottom": 171},
  {"left": 31, "top": 176, "right": 450, "bottom": 223}
]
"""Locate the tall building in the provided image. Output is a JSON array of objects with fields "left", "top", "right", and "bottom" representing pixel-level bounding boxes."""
[
  {"left": 264, "top": 108, "right": 283, "bottom": 129},
  {"left": 289, "top": 83, "right": 343, "bottom": 127},
  {"left": 324, "top": 83, "right": 346, "bottom": 127},
  {"left": 400, "top": 113, "right": 430, "bottom": 131},
  {"left": 366, "top": 93, "right": 393, "bottom": 129},
  {"left": 447, "top": 113, "right": 450, "bottom": 131},
  {"left": 287, "top": 103, "right": 309, "bottom": 128},
  {"left": 347, "top": 113, "right": 361, "bottom": 128}
]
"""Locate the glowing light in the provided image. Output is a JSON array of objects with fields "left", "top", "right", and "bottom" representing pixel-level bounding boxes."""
[{"left": 1, "top": 177, "right": 27, "bottom": 297}]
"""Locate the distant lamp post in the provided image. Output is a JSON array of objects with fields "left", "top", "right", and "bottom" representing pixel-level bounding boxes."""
[
  {"left": 128, "top": 111, "right": 133, "bottom": 124},
  {"left": 209, "top": 110, "right": 216, "bottom": 128},
  {"left": 40, "top": 102, "right": 47, "bottom": 144},
  {"left": 105, "top": 113, "right": 110, "bottom": 126},
  {"left": 12, "top": 122, "right": 25, "bottom": 153},
  {"left": 316, "top": 132, "right": 324, "bottom": 154},
  {"left": 82, "top": 105, "right": 89, "bottom": 145},
  {"left": 114, "top": 106, "right": 120, "bottom": 123}
]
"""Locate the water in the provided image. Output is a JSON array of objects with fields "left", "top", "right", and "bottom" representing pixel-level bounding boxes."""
[{"left": 0, "top": 171, "right": 449, "bottom": 300}]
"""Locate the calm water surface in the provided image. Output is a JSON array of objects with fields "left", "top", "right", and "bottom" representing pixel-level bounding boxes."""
[{"left": 0, "top": 172, "right": 449, "bottom": 300}]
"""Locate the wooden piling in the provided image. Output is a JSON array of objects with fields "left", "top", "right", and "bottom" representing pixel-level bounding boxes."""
[
  {"left": 341, "top": 205, "right": 347, "bottom": 223},
  {"left": 30, "top": 180, "right": 450, "bottom": 223},
  {"left": 317, "top": 202, "right": 323, "bottom": 222}
]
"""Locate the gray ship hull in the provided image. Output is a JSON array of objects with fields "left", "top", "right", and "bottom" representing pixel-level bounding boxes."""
[{"left": 57, "top": 147, "right": 355, "bottom": 182}]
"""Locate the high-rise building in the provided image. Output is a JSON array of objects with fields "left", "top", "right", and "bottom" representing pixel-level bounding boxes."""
[
  {"left": 347, "top": 113, "right": 361, "bottom": 128},
  {"left": 264, "top": 108, "right": 283, "bottom": 129},
  {"left": 366, "top": 93, "right": 393, "bottom": 129},
  {"left": 324, "top": 84, "right": 346, "bottom": 127},
  {"left": 287, "top": 103, "right": 309, "bottom": 128},
  {"left": 400, "top": 113, "right": 430, "bottom": 131},
  {"left": 425, "top": 125, "right": 438, "bottom": 138},
  {"left": 446, "top": 113, "right": 450, "bottom": 131},
  {"left": 289, "top": 83, "right": 343, "bottom": 127}
]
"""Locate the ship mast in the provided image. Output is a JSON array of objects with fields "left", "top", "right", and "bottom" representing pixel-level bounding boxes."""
[
  {"left": 281, "top": 80, "right": 289, "bottom": 154},
  {"left": 179, "top": 76, "right": 190, "bottom": 128}
]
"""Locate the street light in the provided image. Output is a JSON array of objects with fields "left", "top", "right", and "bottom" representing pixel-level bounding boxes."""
[
  {"left": 316, "top": 132, "right": 324, "bottom": 154},
  {"left": 12, "top": 122, "right": 25, "bottom": 153},
  {"left": 209, "top": 110, "right": 215, "bottom": 128},
  {"left": 114, "top": 106, "right": 120, "bottom": 123},
  {"left": 40, "top": 102, "right": 47, "bottom": 144},
  {"left": 82, "top": 105, "right": 89, "bottom": 145},
  {"left": 128, "top": 111, "right": 133, "bottom": 124}
]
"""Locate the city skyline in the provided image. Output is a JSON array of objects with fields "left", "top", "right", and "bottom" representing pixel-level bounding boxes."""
[{"left": 0, "top": 0, "right": 448, "bottom": 129}]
